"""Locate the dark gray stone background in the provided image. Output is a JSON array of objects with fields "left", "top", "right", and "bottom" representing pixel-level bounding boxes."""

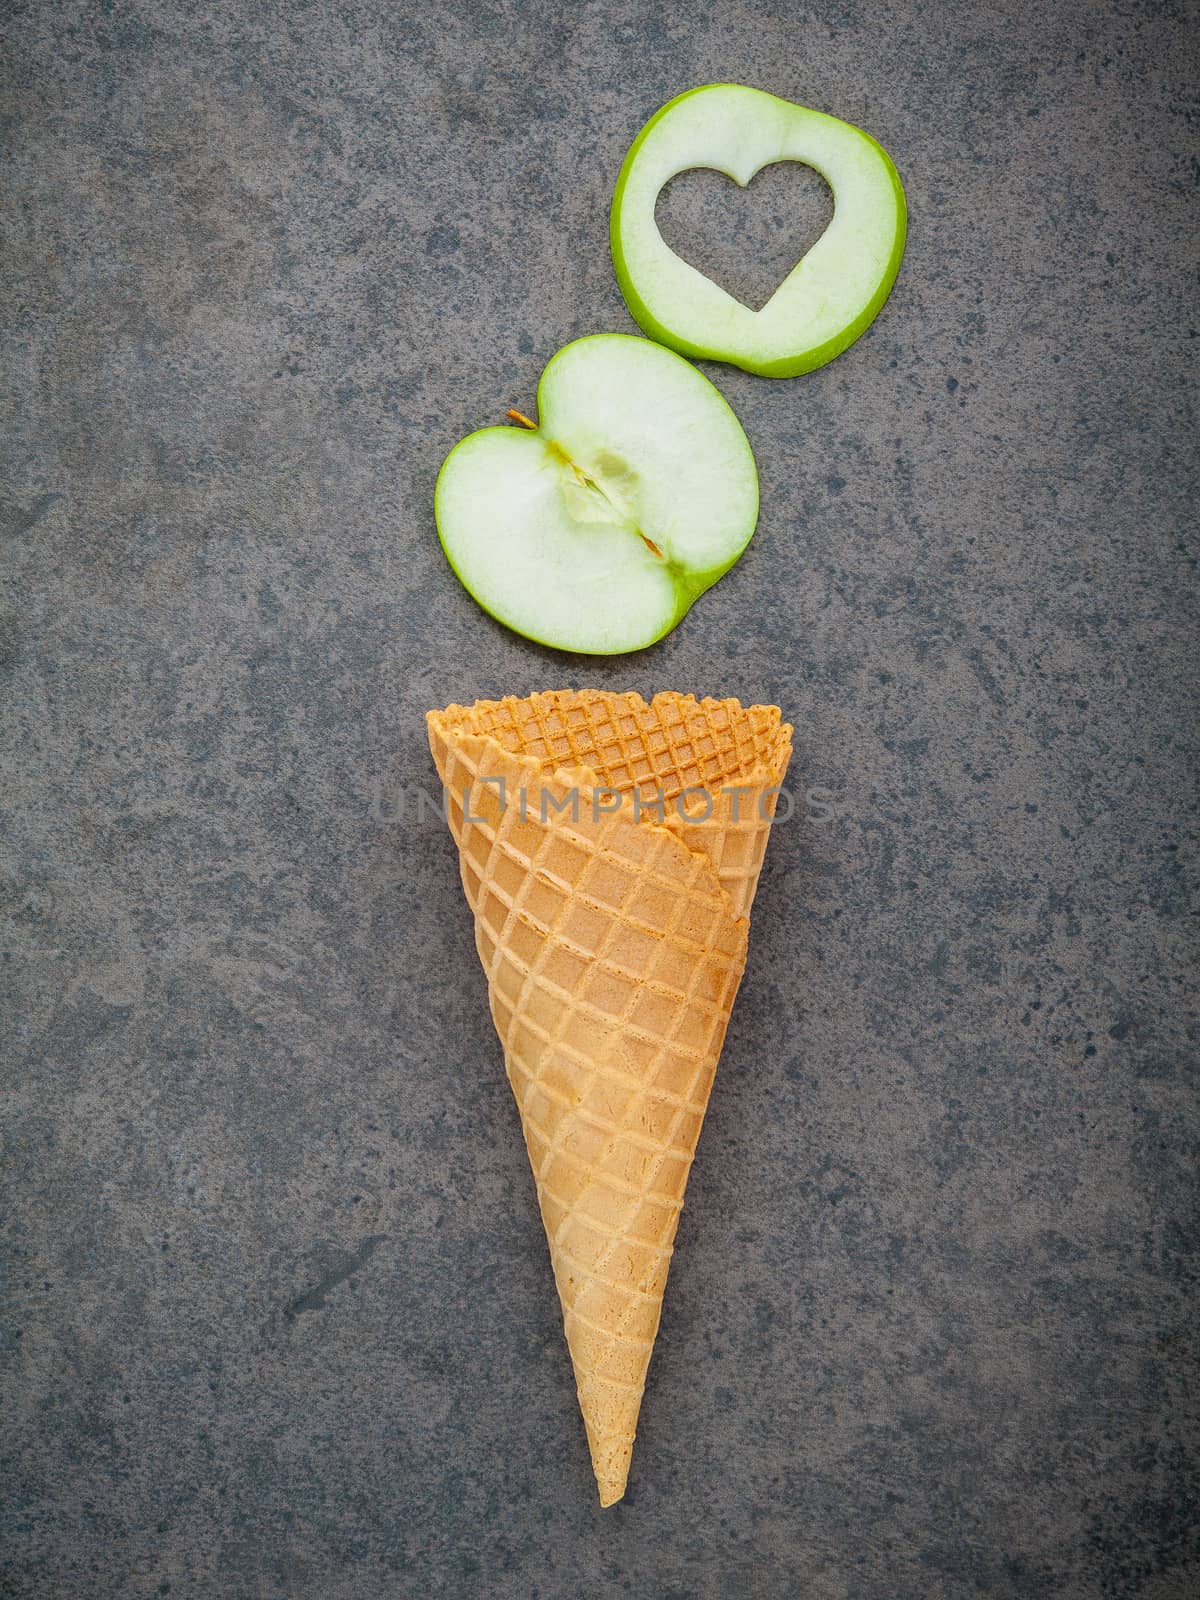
[{"left": 2, "top": 1, "right": 1196, "bottom": 1596}]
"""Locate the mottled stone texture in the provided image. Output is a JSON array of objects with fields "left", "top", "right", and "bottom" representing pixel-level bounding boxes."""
[{"left": 1, "top": 1, "right": 1196, "bottom": 1595}]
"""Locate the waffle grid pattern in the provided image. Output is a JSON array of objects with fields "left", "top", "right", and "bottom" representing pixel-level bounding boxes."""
[
  {"left": 435, "top": 690, "right": 793, "bottom": 919},
  {"left": 426, "top": 691, "right": 790, "bottom": 1505}
]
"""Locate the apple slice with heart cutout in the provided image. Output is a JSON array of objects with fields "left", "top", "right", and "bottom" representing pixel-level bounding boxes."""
[
  {"left": 611, "top": 83, "right": 907, "bottom": 378},
  {"left": 435, "top": 334, "right": 758, "bottom": 655}
]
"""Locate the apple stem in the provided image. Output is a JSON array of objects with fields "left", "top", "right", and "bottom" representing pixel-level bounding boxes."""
[{"left": 506, "top": 408, "right": 537, "bottom": 430}]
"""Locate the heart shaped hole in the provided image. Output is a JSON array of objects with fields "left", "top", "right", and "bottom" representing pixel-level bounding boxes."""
[{"left": 655, "top": 161, "right": 835, "bottom": 314}]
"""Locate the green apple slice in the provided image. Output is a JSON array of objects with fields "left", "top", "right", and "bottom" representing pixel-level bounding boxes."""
[
  {"left": 611, "top": 83, "right": 907, "bottom": 378},
  {"left": 435, "top": 334, "right": 758, "bottom": 654}
]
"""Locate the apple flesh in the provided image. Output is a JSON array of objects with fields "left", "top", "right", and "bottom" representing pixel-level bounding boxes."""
[
  {"left": 435, "top": 334, "right": 758, "bottom": 654},
  {"left": 611, "top": 83, "right": 907, "bottom": 378}
]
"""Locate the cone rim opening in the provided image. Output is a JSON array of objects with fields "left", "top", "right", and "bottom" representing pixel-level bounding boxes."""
[{"left": 426, "top": 689, "right": 793, "bottom": 802}]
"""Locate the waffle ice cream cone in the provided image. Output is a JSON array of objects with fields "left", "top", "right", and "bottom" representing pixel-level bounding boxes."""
[{"left": 426, "top": 690, "right": 792, "bottom": 1506}]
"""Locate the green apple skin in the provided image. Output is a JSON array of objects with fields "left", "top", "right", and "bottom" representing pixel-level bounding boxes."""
[
  {"left": 435, "top": 334, "right": 758, "bottom": 656},
  {"left": 611, "top": 83, "right": 907, "bottom": 379}
]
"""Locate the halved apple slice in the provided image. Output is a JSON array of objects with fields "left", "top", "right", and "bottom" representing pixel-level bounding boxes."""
[
  {"left": 435, "top": 334, "right": 758, "bottom": 655},
  {"left": 611, "top": 83, "right": 907, "bottom": 378}
]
